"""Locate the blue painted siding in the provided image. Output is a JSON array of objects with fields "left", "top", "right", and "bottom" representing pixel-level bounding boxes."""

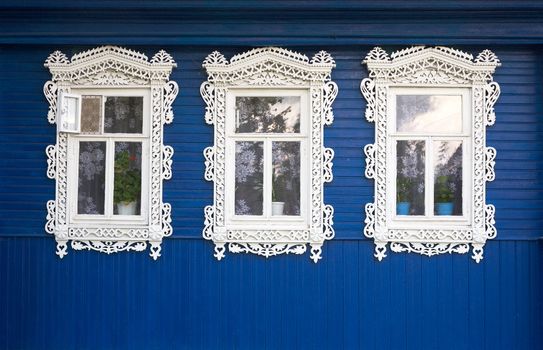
[{"left": 0, "top": 8, "right": 542, "bottom": 349}]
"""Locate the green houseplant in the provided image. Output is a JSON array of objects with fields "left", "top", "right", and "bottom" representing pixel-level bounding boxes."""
[
  {"left": 396, "top": 176, "right": 412, "bottom": 215},
  {"left": 435, "top": 175, "right": 454, "bottom": 215},
  {"left": 114, "top": 150, "right": 141, "bottom": 215}
]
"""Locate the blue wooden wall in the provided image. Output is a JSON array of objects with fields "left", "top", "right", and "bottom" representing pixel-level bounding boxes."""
[{"left": 0, "top": 2, "right": 542, "bottom": 349}]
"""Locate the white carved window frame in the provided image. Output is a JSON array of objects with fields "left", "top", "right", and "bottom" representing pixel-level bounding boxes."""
[
  {"left": 201, "top": 47, "right": 337, "bottom": 263},
  {"left": 44, "top": 46, "right": 178, "bottom": 260},
  {"left": 361, "top": 46, "right": 500, "bottom": 263}
]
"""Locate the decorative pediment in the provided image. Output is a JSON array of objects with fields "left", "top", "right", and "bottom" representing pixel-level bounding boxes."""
[
  {"left": 203, "top": 47, "right": 335, "bottom": 86},
  {"left": 364, "top": 46, "right": 500, "bottom": 84},
  {"left": 44, "top": 45, "right": 177, "bottom": 86}
]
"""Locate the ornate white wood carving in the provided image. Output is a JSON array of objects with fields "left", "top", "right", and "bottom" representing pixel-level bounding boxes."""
[
  {"left": 44, "top": 45, "right": 177, "bottom": 259},
  {"left": 362, "top": 46, "right": 500, "bottom": 262},
  {"left": 201, "top": 47, "right": 337, "bottom": 262}
]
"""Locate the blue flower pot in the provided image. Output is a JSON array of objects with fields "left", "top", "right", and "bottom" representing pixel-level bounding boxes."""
[
  {"left": 397, "top": 202, "right": 411, "bottom": 215},
  {"left": 436, "top": 202, "right": 454, "bottom": 215}
]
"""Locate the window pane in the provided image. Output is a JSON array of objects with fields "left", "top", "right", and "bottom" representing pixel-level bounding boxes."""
[
  {"left": 434, "top": 141, "right": 463, "bottom": 216},
  {"left": 235, "top": 141, "right": 264, "bottom": 215},
  {"left": 104, "top": 97, "right": 143, "bottom": 133},
  {"left": 114, "top": 142, "right": 142, "bottom": 215},
  {"left": 397, "top": 95, "right": 462, "bottom": 133},
  {"left": 235, "top": 96, "right": 300, "bottom": 133},
  {"left": 78, "top": 141, "right": 106, "bottom": 215},
  {"left": 272, "top": 141, "right": 301, "bottom": 216},
  {"left": 396, "top": 140, "right": 425, "bottom": 216},
  {"left": 81, "top": 95, "right": 102, "bottom": 134}
]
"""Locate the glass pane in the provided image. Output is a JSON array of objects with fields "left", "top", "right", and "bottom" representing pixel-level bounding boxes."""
[
  {"left": 104, "top": 96, "right": 143, "bottom": 134},
  {"left": 77, "top": 141, "right": 106, "bottom": 215},
  {"left": 272, "top": 141, "right": 301, "bottom": 216},
  {"left": 235, "top": 96, "right": 300, "bottom": 133},
  {"left": 396, "top": 140, "right": 425, "bottom": 216},
  {"left": 114, "top": 142, "right": 142, "bottom": 215},
  {"left": 397, "top": 95, "right": 462, "bottom": 133},
  {"left": 235, "top": 141, "right": 264, "bottom": 215},
  {"left": 81, "top": 95, "right": 102, "bottom": 134},
  {"left": 434, "top": 141, "right": 463, "bottom": 216}
]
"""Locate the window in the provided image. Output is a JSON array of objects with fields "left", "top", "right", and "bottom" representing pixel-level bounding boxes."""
[
  {"left": 201, "top": 48, "right": 337, "bottom": 262},
  {"left": 361, "top": 46, "right": 500, "bottom": 262},
  {"left": 44, "top": 46, "right": 178, "bottom": 259}
]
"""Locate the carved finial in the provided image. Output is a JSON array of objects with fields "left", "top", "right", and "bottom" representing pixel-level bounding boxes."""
[
  {"left": 44, "top": 51, "right": 69, "bottom": 66},
  {"left": 151, "top": 50, "right": 176, "bottom": 65},
  {"left": 203, "top": 51, "right": 228, "bottom": 66},
  {"left": 475, "top": 50, "right": 501, "bottom": 65},
  {"left": 311, "top": 51, "right": 335, "bottom": 65},
  {"left": 363, "top": 47, "right": 389, "bottom": 63}
]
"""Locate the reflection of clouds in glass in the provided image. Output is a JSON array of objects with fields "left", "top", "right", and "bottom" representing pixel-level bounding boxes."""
[
  {"left": 269, "top": 97, "right": 300, "bottom": 132},
  {"left": 397, "top": 95, "right": 462, "bottom": 133}
]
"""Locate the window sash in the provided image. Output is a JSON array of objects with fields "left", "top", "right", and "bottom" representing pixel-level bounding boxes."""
[
  {"left": 387, "top": 87, "right": 472, "bottom": 226},
  {"left": 67, "top": 88, "right": 150, "bottom": 225},
  {"left": 225, "top": 90, "right": 309, "bottom": 227}
]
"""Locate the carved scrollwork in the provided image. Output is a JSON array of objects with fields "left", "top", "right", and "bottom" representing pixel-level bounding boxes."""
[
  {"left": 71, "top": 240, "right": 147, "bottom": 254},
  {"left": 162, "top": 145, "right": 174, "bottom": 180},
  {"left": 43, "top": 81, "right": 58, "bottom": 124},
  {"left": 362, "top": 46, "right": 500, "bottom": 262},
  {"left": 485, "top": 147, "right": 497, "bottom": 182},
  {"left": 363, "top": 143, "right": 375, "bottom": 179},
  {"left": 323, "top": 148, "right": 334, "bottom": 183},
  {"left": 45, "top": 145, "right": 56, "bottom": 179},
  {"left": 360, "top": 78, "right": 375, "bottom": 122},
  {"left": 203, "top": 146, "right": 215, "bottom": 181},
  {"left": 202, "top": 47, "right": 336, "bottom": 261},
  {"left": 44, "top": 46, "right": 177, "bottom": 259},
  {"left": 323, "top": 81, "right": 338, "bottom": 125},
  {"left": 485, "top": 82, "right": 500, "bottom": 126},
  {"left": 163, "top": 81, "right": 179, "bottom": 124},
  {"left": 229, "top": 242, "right": 307, "bottom": 258}
]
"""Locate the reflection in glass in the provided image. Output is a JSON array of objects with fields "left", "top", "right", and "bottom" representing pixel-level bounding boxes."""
[
  {"left": 78, "top": 142, "right": 106, "bottom": 215},
  {"left": 113, "top": 142, "right": 142, "bottom": 215},
  {"left": 104, "top": 96, "right": 143, "bottom": 134},
  {"left": 397, "top": 95, "right": 462, "bottom": 133},
  {"left": 81, "top": 95, "right": 102, "bottom": 134},
  {"left": 235, "top": 141, "right": 264, "bottom": 215},
  {"left": 235, "top": 96, "right": 300, "bottom": 133},
  {"left": 396, "top": 140, "right": 425, "bottom": 215},
  {"left": 272, "top": 142, "right": 301, "bottom": 216},
  {"left": 434, "top": 141, "right": 463, "bottom": 216}
]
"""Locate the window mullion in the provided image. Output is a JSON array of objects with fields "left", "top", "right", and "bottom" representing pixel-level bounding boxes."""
[
  {"left": 104, "top": 138, "right": 114, "bottom": 218},
  {"left": 426, "top": 137, "right": 434, "bottom": 218},
  {"left": 263, "top": 139, "right": 272, "bottom": 218}
]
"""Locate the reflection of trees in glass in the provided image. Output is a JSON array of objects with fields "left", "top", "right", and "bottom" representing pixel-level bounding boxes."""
[
  {"left": 396, "top": 140, "right": 425, "bottom": 215},
  {"left": 235, "top": 141, "right": 263, "bottom": 215},
  {"left": 434, "top": 142, "right": 462, "bottom": 215},
  {"left": 273, "top": 142, "right": 300, "bottom": 215},
  {"left": 235, "top": 97, "right": 300, "bottom": 133}
]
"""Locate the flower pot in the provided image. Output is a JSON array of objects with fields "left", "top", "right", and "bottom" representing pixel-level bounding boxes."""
[
  {"left": 436, "top": 202, "right": 454, "bottom": 215},
  {"left": 117, "top": 201, "right": 137, "bottom": 215},
  {"left": 272, "top": 202, "right": 285, "bottom": 216},
  {"left": 397, "top": 202, "right": 411, "bottom": 215}
]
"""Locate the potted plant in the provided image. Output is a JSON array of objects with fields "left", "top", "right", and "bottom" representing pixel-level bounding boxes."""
[
  {"left": 396, "top": 176, "right": 412, "bottom": 215},
  {"left": 435, "top": 175, "right": 454, "bottom": 215},
  {"left": 114, "top": 150, "right": 141, "bottom": 215},
  {"left": 271, "top": 184, "right": 284, "bottom": 216}
]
